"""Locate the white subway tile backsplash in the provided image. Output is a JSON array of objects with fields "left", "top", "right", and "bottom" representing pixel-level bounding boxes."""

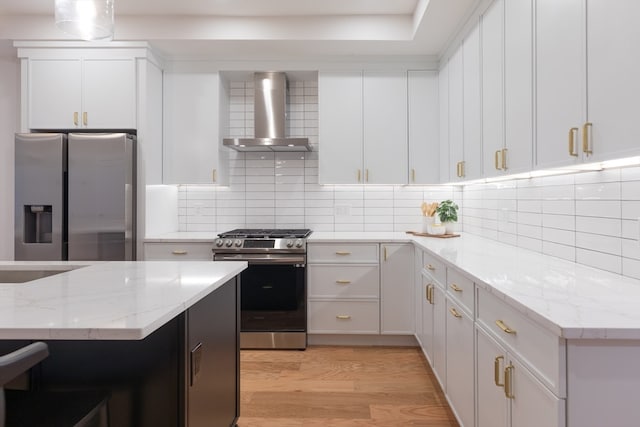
[
  {"left": 575, "top": 232, "right": 621, "bottom": 256},
  {"left": 575, "top": 182, "right": 621, "bottom": 200},
  {"left": 542, "top": 200, "right": 575, "bottom": 215},
  {"left": 576, "top": 248, "right": 622, "bottom": 275},
  {"left": 575, "top": 200, "right": 621, "bottom": 218},
  {"left": 623, "top": 258, "right": 640, "bottom": 280},
  {"left": 542, "top": 241, "right": 576, "bottom": 262},
  {"left": 575, "top": 216, "right": 621, "bottom": 237}
]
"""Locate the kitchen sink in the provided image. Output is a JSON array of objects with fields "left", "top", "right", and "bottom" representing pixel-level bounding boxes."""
[{"left": 0, "top": 270, "right": 67, "bottom": 283}]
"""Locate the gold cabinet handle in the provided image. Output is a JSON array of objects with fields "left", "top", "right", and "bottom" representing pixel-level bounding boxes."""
[
  {"left": 426, "top": 283, "right": 434, "bottom": 304},
  {"left": 73, "top": 112, "right": 79, "bottom": 126},
  {"left": 449, "top": 307, "right": 462, "bottom": 318},
  {"left": 171, "top": 250, "right": 188, "bottom": 255},
  {"left": 335, "top": 251, "right": 351, "bottom": 256},
  {"left": 494, "top": 150, "right": 501, "bottom": 170},
  {"left": 357, "top": 169, "right": 361, "bottom": 182},
  {"left": 583, "top": 122, "right": 593, "bottom": 155},
  {"left": 426, "top": 264, "right": 435, "bottom": 271},
  {"left": 450, "top": 283, "right": 463, "bottom": 292},
  {"left": 568, "top": 127, "right": 579, "bottom": 157},
  {"left": 82, "top": 111, "right": 88, "bottom": 126},
  {"left": 494, "top": 356, "right": 504, "bottom": 387},
  {"left": 383, "top": 246, "right": 388, "bottom": 261},
  {"left": 365, "top": 169, "right": 369, "bottom": 182},
  {"left": 504, "top": 364, "right": 515, "bottom": 399},
  {"left": 336, "top": 315, "right": 351, "bottom": 320},
  {"left": 335, "top": 279, "right": 351, "bottom": 284},
  {"left": 495, "top": 319, "right": 516, "bottom": 334},
  {"left": 411, "top": 168, "right": 416, "bottom": 182},
  {"left": 501, "top": 148, "right": 508, "bottom": 170},
  {"left": 212, "top": 169, "right": 217, "bottom": 183},
  {"left": 456, "top": 162, "right": 461, "bottom": 177}
]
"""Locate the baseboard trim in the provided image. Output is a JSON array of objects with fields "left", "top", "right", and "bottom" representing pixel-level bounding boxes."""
[{"left": 308, "top": 334, "right": 418, "bottom": 347}]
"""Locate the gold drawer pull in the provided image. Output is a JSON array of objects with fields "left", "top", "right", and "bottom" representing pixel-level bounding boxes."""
[
  {"left": 495, "top": 319, "right": 516, "bottom": 334},
  {"left": 336, "top": 315, "right": 351, "bottom": 320},
  {"left": 172, "top": 250, "right": 188, "bottom": 255},
  {"left": 568, "top": 127, "right": 579, "bottom": 157},
  {"left": 336, "top": 280, "right": 351, "bottom": 284},
  {"left": 449, "top": 307, "right": 462, "bottom": 318},
  {"left": 426, "top": 264, "right": 436, "bottom": 271},
  {"left": 83, "top": 111, "right": 88, "bottom": 126},
  {"left": 73, "top": 112, "right": 79, "bottom": 126},
  {"left": 583, "top": 122, "right": 593, "bottom": 155},
  {"left": 425, "top": 284, "right": 433, "bottom": 304},
  {"left": 504, "top": 364, "right": 515, "bottom": 399},
  {"left": 450, "top": 283, "right": 463, "bottom": 292},
  {"left": 494, "top": 356, "right": 504, "bottom": 387},
  {"left": 335, "top": 251, "right": 352, "bottom": 256}
]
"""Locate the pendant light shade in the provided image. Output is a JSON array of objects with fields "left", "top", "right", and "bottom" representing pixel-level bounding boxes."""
[{"left": 55, "top": 0, "right": 114, "bottom": 41}]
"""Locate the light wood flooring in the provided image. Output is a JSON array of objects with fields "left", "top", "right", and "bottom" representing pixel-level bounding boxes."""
[{"left": 238, "top": 346, "right": 459, "bottom": 427}]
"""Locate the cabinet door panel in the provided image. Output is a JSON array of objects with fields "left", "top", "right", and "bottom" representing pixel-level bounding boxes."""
[
  {"left": 504, "top": 0, "right": 533, "bottom": 174},
  {"left": 381, "top": 244, "right": 414, "bottom": 334},
  {"left": 83, "top": 59, "right": 136, "bottom": 129},
  {"left": 163, "top": 72, "right": 221, "bottom": 184},
  {"left": 511, "top": 356, "right": 565, "bottom": 427},
  {"left": 445, "top": 298, "right": 474, "bottom": 427},
  {"left": 448, "top": 47, "right": 464, "bottom": 181},
  {"left": 476, "top": 327, "right": 509, "bottom": 427},
  {"left": 29, "top": 59, "right": 81, "bottom": 129},
  {"left": 535, "top": 0, "right": 585, "bottom": 168},
  {"left": 318, "top": 71, "right": 363, "bottom": 184},
  {"left": 586, "top": 0, "right": 640, "bottom": 162},
  {"left": 363, "top": 71, "right": 408, "bottom": 184},
  {"left": 439, "top": 61, "right": 450, "bottom": 183},
  {"left": 463, "top": 22, "right": 482, "bottom": 181},
  {"left": 482, "top": 0, "right": 505, "bottom": 178},
  {"left": 432, "top": 285, "right": 447, "bottom": 388},
  {"left": 421, "top": 275, "right": 435, "bottom": 364},
  {"left": 408, "top": 71, "right": 439, "bottom": 184}
]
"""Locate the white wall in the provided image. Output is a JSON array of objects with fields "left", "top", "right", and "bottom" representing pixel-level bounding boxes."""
[{"left": 0, "top": 45, "right": 19, "bottom": 260}]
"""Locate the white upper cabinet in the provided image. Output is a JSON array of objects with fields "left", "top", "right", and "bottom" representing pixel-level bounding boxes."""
[
  {"left": 319, "top": 70, "right": 408, "bottom": 184},
  {"left": 481, "top": 0, "right": 505, "bottom": 178},
  {"left": 408, "top": 70, "right": 439, "bottom": 184},
  {"left": 585, "top": 0, "right": 640, "bottom": 162},
  {"left": 535, "top": 0, "right": 586, "bottom": 169},
  {"left": 163, "top": 72, "right": 227, "bottom": 185},
  {"left": 503, "top": 0, "right": 533, "bottom": 175},
  {"left": 363, "top": 71, "right": 408, "bottom": 184},
  {"left": 438, "top": 61, "right": 450, "bottom": 183},
  {"left": 318, "top": 71, "right": 364, "bottom": 184},
  {"left": 27, "top": 56, "right": 136, "bottom": 130},
  {"left": 462, "top": 22, "right": 482, "bottom": 181},
  {"left": 448, "top": 46, "right": 464, "bottom": 181}
]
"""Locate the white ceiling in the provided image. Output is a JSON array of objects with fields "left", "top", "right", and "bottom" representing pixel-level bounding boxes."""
[{"left": 0, "top": 0, "right": 481, "bottom": 60}]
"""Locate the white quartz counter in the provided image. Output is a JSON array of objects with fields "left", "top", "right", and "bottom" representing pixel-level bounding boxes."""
[
  {"left": 0, "top": 261, "right": 246, "bottom": 341},
  {"left": 145, "top": 231, "right": 218, "bottom": 242}
]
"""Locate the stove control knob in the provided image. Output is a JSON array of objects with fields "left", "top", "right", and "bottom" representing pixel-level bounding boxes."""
[
  {"left": 234, "top": 239, "right": 242, "bottom": 247},
  {"left": 286, "top": 239, "right": 294, "bottom": 248},
  {"left": 215, "top": 239, "right": 224, "bottom": 247},
  {"left": 225, "top": 239, "right": 233, "bottom": 247},
  {"left": 295, "top": 239, "right": 303, "bottom": 248}
]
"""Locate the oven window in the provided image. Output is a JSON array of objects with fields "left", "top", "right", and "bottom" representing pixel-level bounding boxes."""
[{"left": 240, "top": 264, "right": 305, "bottom": 332}]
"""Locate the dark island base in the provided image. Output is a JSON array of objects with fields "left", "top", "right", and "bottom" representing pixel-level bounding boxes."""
[{"left": 0, "top": 277, "right": 240, "bottom": 427}]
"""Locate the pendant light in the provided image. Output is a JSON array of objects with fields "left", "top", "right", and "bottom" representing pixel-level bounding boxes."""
[{"left": 55, "top": 0, "right": 114, "bottom": 41}]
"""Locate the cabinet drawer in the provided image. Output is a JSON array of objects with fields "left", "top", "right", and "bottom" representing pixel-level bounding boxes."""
[
  {"left": 308, "top": 300, "right": 379, "bottom": 334},
  {"left": 477, "top": 287, "right": 566, "bottom": 397},
  {"left": 447, "top": 268, "right": 474, "bottom": 315},
  {"left": 308, "top": 243, "right": 378, "bottom": 263},
  {"left": 144, "top": 242, "right": 213, "bottom": 260},
  {"left": 422, "top": 251, "right": 446, "bottom": 285},
  {"left": 308, "top": 265, "right": 379, "bottom": 299}
]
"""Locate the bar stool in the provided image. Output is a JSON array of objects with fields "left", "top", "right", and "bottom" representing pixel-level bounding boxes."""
[{"left": 0, "top": 342, "right": 109, "bottom": 427}]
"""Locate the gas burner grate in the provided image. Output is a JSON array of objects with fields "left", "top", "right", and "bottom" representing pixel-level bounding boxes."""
[{"left": 218, "top": 229, "right": 312, "bottom": 239}]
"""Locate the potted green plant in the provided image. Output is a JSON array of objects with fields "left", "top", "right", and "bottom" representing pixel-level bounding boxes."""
[{"left": 436, "top": 200, "right": 459, "bottom": 233}]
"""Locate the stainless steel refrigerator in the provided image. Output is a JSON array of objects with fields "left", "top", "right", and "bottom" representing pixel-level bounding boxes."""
[{"left": 15, "top": 133, "right": 136, "bottom": 261}]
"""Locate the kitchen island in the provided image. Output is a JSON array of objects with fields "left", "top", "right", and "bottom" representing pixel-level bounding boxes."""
[{"left": 0, "top": 261, "right": 247, "bottom": 427}]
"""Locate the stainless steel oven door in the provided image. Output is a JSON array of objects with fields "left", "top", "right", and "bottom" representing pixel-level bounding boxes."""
[{"left": 213, "top": 253, "right": 307, "bottom": 349}]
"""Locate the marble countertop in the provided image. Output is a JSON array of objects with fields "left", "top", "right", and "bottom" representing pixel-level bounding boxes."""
[
  {"left": 0, "top": 261, "right": 246, "bottom": 340},
  {"left": 145, "top": 232, "right": 219, "bottom": 242},
  {"left": 147, "top": 230, "right": 640, "bottom": 340}
]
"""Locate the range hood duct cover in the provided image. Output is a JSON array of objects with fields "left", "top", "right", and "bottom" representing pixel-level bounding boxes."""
[{"left": 223, "top": 72, "right": 311, "bottom": 152}]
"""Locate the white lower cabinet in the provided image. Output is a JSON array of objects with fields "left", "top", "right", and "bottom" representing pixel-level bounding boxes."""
[
  {"left": 380, "top": 244, "right": 414, "bottom": 334},
  {"left": 144, "top": 242, "right": 213, "bottom": 260},
  {"left": 477, "top": 325, "right": 565, "bottom": 427},
  {"left": 422, "top": 271, "right": 447, "bottom": 388},
  {"left": 446, "top": 298, "right": 474, "bottom": 427}
]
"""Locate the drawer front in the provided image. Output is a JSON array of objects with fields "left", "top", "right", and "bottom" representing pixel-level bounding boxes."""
[
  {"left": 447, "top": 268, "right": 474, "bottom": 315},
  {"left": 308, "top": 243, "right": 379, "bottom": 263},
  {"left": 477, "top": 287, "right": 565, "bottom": 397},
  {"left": 144, "top": 242, "right": 213, "bottom": 260},
  {"left": 422, "top": 251, "right": 446, "bottom": 285},
  {"left": 308, "top": 300, "right": 379, "bottom": 334},
  {"left": 308, "top": 265, "right": 380, "bottom": 299}
]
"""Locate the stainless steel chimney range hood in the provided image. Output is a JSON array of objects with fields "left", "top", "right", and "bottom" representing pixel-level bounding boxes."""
[{"left": 223, "top": 72, "right": 311, "bottom": 152}]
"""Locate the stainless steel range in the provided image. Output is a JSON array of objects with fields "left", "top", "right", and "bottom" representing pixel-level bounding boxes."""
[{"left": 213, "top": 229, "right": 312, "bottom": 350}]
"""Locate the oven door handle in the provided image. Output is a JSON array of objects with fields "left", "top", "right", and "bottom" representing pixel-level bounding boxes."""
[{"left": 214, "top": 254, "right": 306, "bottom": 264}]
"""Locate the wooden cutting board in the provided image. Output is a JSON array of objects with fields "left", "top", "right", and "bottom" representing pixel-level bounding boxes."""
[{"left": 405, "top": 231, "right": 460, "bottom": 238}]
